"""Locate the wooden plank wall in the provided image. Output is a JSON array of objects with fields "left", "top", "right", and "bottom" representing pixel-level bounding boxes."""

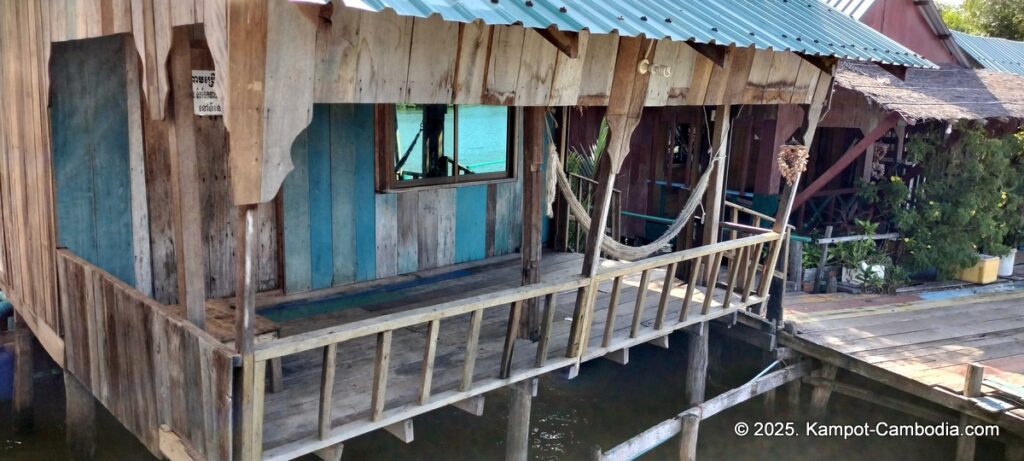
[
  {"left": 51, "top": 35, "right": 139, "bottom": 288},
  {"left": 0, "top": 0, "right": 63, "bottom": 357},
  {"left": 57, "top": 249, "right": 234, "bottom": 460},
  {"left": 313, "top": 7, "right": 825, "bottom": 108},
  {"left": 281, "top": 104, "right": 525, "bottom": 293},
  {"left": 142, "top": 43, "right": 279, "bottom": 305}
]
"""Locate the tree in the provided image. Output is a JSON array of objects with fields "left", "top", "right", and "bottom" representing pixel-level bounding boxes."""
[{"left": 940, "top": 0, "right": 1024, "bottom": 41}]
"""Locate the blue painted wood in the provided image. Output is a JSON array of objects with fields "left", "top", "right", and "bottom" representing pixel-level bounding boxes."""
[
  {"left": 283, "top": 127, "right": 313, "bottom": 292},
  {"left": 330, "top": 105, "right": 357, "bottom": 283},
  {"left": 351, "top": 105, "right": 377, "bottom": 281},
  {"left": 50, "top": 36, "right": 135, "bottom": 286},
  {"left": 307, "top": 105, "right": 334, "bottom": 290},
  {"left": 455, "top": 184, "right": 488, "bottom": 263}
]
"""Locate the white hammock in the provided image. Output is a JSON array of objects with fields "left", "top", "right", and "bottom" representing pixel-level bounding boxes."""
[{"left": 546, "top": 144, "right": 723, "bottom": 261}]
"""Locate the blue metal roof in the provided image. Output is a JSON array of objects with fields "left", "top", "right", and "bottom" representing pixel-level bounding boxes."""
[
  {"left": 820, "top": 0, "right": 876, "bottom": 19},
  {"left": 339, "top": 0, "right": 936, "bottom": 68},
  {"left": 952, "top": 31, "right": 1024, "bottom": 77}
]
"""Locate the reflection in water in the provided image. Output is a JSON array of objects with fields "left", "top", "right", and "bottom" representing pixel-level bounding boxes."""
[{"left": 0, "top": 331, "right": 1004, "bottom": 460}]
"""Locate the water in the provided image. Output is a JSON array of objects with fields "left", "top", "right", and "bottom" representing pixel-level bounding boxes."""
[
  {"left": 0, "top": 332, "right": 1002, "bottom": 460},
  {"left": 395, "top": 105, "right": 510, "bottom": 176}
]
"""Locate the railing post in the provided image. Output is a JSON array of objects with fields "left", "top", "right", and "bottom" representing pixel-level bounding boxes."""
[{"left": 233, "top": 204, "right": 260, "bottom": 461}]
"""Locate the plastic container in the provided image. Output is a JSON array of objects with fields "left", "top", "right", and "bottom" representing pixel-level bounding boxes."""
[
  {"left": 959, "top": 255, "right": 1000, "bottom": 285},
  {"left": 998, "top": 248, "right": 1017, "bottom": 277}
]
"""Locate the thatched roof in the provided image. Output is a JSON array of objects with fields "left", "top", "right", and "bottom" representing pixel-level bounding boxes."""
[{"left": 835, "top": 63, "right": 1024, "bottom": 123}]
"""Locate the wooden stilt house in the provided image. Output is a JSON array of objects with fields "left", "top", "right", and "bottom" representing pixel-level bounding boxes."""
[{"left": 0, "top": 1, "right": 933, "bottom": 459}]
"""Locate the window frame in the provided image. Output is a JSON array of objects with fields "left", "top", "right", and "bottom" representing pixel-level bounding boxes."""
[{"left": 375, "top": 104, "right": 518, "bottom": 192}]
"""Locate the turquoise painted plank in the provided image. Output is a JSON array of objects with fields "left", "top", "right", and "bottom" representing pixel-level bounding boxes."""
[
  {"left": 455, "top": 184, "right": 488, "bottom": 263},
  {"left": 351, "top": 105, "right": 377, "bottom": 281},
  {"left": 51, "top": 36, "right": 135, "bottom": 285},
  {"left": 307, "top": 105, "right": 334, "bottom": 290},
  {"left": 330, "top": 105, "right": 357, "bottom": 283},
  {"left": 493, "top": 182, "right": 514, "bottom": 255},
  {"left": 283, "top": 128, "right": 313, "bottom": 292}
]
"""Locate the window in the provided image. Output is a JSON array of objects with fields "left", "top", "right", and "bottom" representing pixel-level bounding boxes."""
[{"left": 376, "top": 104, "right": 516, "bottom": 190}]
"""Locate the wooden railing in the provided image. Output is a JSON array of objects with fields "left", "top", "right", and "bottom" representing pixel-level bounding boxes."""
[
  {"left": 723, "top": 200, "right": 794, "bottom": 301},
  {"left": 565, "top": 172, "right": 622, "bottom": 252},
  {"left": 251, "top": 232, "right": 782, "bottom": 460},
  {"left": 56, "top": 250, "right": 237, "bottom": 461}
]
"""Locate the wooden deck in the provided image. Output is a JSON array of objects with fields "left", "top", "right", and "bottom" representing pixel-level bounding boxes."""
[
  {"left": 258, "top": 250, "right": 766, "bottom": 458},
  {"left": 783, "top": 288, "right": 1024, "bottom": 434}
]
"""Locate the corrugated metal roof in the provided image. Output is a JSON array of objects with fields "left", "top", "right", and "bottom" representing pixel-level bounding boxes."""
[
  {"left": 820, "top": 0, "right": 876, "bottom": 19},
  {"left": 953, "top": 31, "right": 1024, "bottom": 77},
  {"left": 339, "top": 0, "right": 936, "bottom": 68}
]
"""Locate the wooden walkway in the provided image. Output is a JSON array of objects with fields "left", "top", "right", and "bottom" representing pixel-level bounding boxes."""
[
  {"left": 783, "top": 288, "right": 1024, "bottom": 434},
  {"left": 258, "top": 251, "right": 763, "bottom": 457}
]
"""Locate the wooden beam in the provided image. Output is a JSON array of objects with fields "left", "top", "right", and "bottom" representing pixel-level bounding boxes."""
[
  {"left": 536, "top": 26, "right": 578, "bottom": 58},
  {"left": 168, "top": 27, "right": 208, "bottom": 329},
  {"left": 703, "top": 105, "right": 730, "bottom": 248},
  {"left": 313, "top": 444, "right": 344, "bottom": 461},
  {"left": 687, "top": 42, "right": 728, "bottom": 68},
  {"left": 598, "top": 362, "right": 813, "bottom": 461},
  {"left": 799, "top": 55, "right": 838, "bottom": 75},
  {"left": 235, "top": 204, "right": 259, "bottom": 353},
  {"left": 383, "top": 420, "right": 414, "bottom": 443},
  {"left": 809, "top": 364, "right": 839, "bottom": 418},
  {"left": 451, "top": 395, "right": 486, "bottom": 416},
  {"left": 520, "top": 107, "right": 545, "bottom": 339},
  {"left": 802, "top": 377, "right": 956, "bottom": 424},
  {"left": 124, "top": 34, "right": 152, "bottom": 296},
  {"left": 159, "top": 425, "right": 204, "bottom": 461},
  {"left": 877, "top": 63, "right": 908, "bottom": 81},
  {"left": 605, "top": 348, "right": 629, "bottom": 365},
  {"left": 957, "top": 364, "right": 985, "bottom": 461},
  {"left": 793, "top": 113, "right": 900, "bottom": 208},
  {"left": 684, "top": 325, "right": 709, "bottom": 407},
  {"left": 677, "top": 412, "right": 700, "bottom": 461}
]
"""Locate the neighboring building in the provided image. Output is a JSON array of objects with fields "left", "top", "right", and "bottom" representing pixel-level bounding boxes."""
[{"left": 953, "top": 31, "right": 1024, "bottom": 76}]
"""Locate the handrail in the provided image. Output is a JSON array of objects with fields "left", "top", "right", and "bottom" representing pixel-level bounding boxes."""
[{"left": 250, "top": 232, "right": 784, "bottom": 459}]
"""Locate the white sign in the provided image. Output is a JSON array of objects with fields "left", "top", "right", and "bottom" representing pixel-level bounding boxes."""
[{"left": 191, "top": 70, "right": 222, "bottom": 116}]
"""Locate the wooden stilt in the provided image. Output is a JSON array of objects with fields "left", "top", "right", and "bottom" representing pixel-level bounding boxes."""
[
  {"left": 64, "top": 370, "right": 96, "bottom": 461},
  {"left": 677, "top": 412, "right": 701, "bottom": 461},
  {"left": 785, "top": 379, "right": 802, "bottom": 412},
  {"left": 684, "top": 323, "right": 709, "bottom": 407},
  {"left": 234, "top": 204, "right": 261, "bottom": 461},
  {"left": 505, "top": 379, "right": 534, "bottom": 461},
  {"left": 521, "top": 107, "right": 546, "bottom": 340},
  {"left": 956, "top": 364, "right": 985, "bottom": 461},
  {"left": 12, "top": 318, "right": 33, "bottom": 432},
  {"left": 809, "top": 364, "right": 839, "bottom": 417}
]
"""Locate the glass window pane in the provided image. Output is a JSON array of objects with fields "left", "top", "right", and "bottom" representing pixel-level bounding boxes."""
[
  {"left": 394, "top": 104, "right": 455, "bottom": 182},
  {"left": 456, "top": 106, "right": 509, "bottom": 176}
]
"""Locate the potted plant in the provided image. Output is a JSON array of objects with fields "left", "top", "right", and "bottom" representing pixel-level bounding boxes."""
[{"left": 833, "top": 219, "right": 886, "bottom": 286}]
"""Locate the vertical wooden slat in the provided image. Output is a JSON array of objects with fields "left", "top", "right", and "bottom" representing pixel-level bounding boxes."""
[
  {"left": 742, "top": 242, "right": 764, "bottom": 302},
  {"left": 724, "top": 247, "right": 745, "bottom": 310},
  {"left": 500, "top": 301, "right": 523, "bottom": 379},
  {"left": 680, "top": 259, "right": 702, "bottom": 322},
  {"left": 629, "top": 270, "right": 651, "bottom": 338},
  {"left": 654, "top": 263, "right": 678, "bottom": 330},
  {"left": 371, "top": 331, "right": 393, "bottom": 421},
  {"left": 251, "top": 359, "right": 267, "bottom": 460},
  {"left": 318, "top": 344, "right": 337, "bottom": 439},
  {"left": 534, "top": 293, "right": 558, "bottom": 367},
  {"left": 461, "top": 310, "right": 483, "bottom": 391},
  {"left": 419, "top": 319, "right": 440, "bottom": 404},
  {"left": 701, "top": 252, "right": 724, "bottom": 314},
  {"left": 601, "top": 277, "right": 623, "bottom": 347}
]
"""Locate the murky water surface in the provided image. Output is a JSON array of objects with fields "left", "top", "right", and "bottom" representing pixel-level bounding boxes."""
[{"left": 0, "top": 332, "right": 1001, "bottom": 460}]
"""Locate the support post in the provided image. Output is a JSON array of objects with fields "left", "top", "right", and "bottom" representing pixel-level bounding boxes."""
[
  {"left": 956, "top": 363, "right": 985, "bottom": 461},
  {"left": 12, "top": 317, "right": 33, "bottom": 432},
  {"left": 521, "top": 107, "right": 546, "bottom": 340},
  {"left": 702, "top": 106, "right": 731, "bottom": 250},
  {"left": 567, "top": 36, "right": 652, "bottom": 359},
  {"left": 233, "top": 204, "right": 260, "bottom": 461},
  {"left": 168, "top": 27, "right": 207, "bottom": 329},
  {"left": 677, "top": 412, "right": 701, "bottom": 461},
  {"left": 506, "top": 379, "right": 535, "bottom": 461},
  {"left": 64, "top": 370, "right": 96, "bottom": 461},
  {"left": 684, "top": 323, "right": 709, "bottom": 407},
  {"left": 809, "top": 364, "right": 839, "bottom": 418}
]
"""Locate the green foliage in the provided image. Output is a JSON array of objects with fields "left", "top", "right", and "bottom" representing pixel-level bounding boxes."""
[
  {"left": 566, "top": 117, "right": 608, "bottom": 179},
  {"left": 874, "top": 125, "right": 1024, "bottom": 278},
  {"left": 832, "top": 219, "right": 884, "bottom": 270},
  {"left": 939, "top": 0, "right": 1024, "bottom": 40}
]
